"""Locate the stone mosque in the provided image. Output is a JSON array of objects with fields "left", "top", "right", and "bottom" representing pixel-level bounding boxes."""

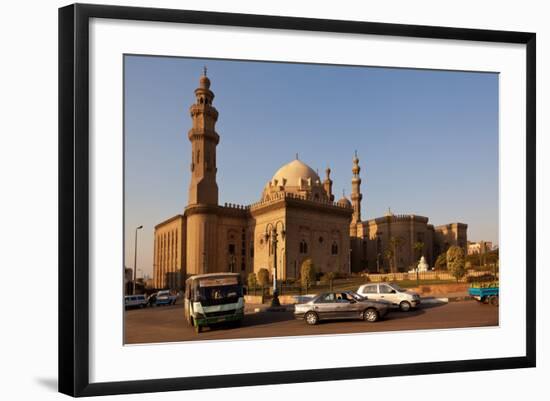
[{"left": 152, "top": 72, "right": 467, "bottom": 289}]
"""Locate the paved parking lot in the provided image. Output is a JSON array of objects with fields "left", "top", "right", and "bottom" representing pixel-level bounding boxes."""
[{"left": 124, "top": 301, "right": 499, "bottom": 344}]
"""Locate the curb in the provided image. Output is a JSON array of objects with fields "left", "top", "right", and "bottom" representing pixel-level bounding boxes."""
[
  {"left": 421, "top": 297, "right": 448, "bottom": 305},
  {"left": 421, "top": 295, "right": 474, "bottom": 304},
  {"left": 447, "top": 296, "right": 474, "bottom": 302}
]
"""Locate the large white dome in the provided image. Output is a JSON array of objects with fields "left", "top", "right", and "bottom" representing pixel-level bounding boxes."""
[{"left": 271, "top": 159, "right": 320, "bottom": 186}]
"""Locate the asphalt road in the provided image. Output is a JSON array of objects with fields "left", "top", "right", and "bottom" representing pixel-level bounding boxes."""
[{"left": 124, "top": 301, "right": 499, "bottom": 344}]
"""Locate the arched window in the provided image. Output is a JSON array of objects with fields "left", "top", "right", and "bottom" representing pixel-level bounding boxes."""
[
  {"left": 331, "top": 242, "right": 339, "bottom": 255},
  {"left": 299, "top": 240, "right": 308, "bottom": 254}
]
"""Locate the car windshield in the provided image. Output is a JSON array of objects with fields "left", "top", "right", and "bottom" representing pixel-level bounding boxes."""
[{"left": 194, "top": 285, "right": 242, "bottom": 305}]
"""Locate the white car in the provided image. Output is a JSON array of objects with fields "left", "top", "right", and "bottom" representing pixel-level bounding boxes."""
[
  {"left": 148, "top": 290, "right": 178, "bottom": 306},
  {"left": 124, "top": 294, "right": 147, "bottom": 309},
  {"left": 357, "top": 282, "right": 420, "bottom": 311}
]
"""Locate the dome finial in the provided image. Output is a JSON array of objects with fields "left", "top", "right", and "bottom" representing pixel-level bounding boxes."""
[
  {"left": 295, "top": 152, "right": 299, "bottom": 160},
  {"left": 199, "top": 67, "right": 211, "bottom": 89}
]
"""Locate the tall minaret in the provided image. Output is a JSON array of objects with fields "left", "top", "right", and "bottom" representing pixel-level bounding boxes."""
[
  {"left": 187, "top": 67, "right": 220, "bottom": 206},
  {"left": 351, "top": 151, "right": 362, "bottom": 223},
  {"left": 323, "top": 167, "right": 334, "bottom": 202},
  {"left": 185, "top": 69, "right": 221, "bottom": 275}
]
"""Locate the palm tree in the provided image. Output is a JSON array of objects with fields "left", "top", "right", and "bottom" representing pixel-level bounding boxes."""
[
  {"left": 414, "top": 241, "right": 425, "bottom": 261},
  {"left": 383, "top": 248, "right": 394, "bottom": 273},
  {"left": 389, "top": 236, "right": 403, "bottom": 273}
]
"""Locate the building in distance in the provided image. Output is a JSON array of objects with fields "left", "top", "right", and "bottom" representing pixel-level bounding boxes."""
[{"left": 153, "top": 73, "right": 468, "bottom": 289}]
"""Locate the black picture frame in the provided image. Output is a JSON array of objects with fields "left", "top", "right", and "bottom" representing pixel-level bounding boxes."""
[{"left": 59, "top": 3, "right": 536, "bottom": 397}]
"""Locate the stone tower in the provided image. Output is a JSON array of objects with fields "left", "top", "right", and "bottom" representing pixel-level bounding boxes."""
[
  {"left": 185, "top": 70, "right": 220, "bottom": 275},
  {"left": 323, "top": 167, "right": 334, "bottom": 202},
  {"left": 187, "top": 68, "right": 220, "bottom": 206},
  {"left": 351, "top": 151, "right": 362, "bottom": 224}
]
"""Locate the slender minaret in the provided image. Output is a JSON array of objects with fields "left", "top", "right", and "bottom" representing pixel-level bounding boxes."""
[
  {"left": 351, "top": 151, "right": 362, "bottom": 223},
  {"left": 186, "top": 69, "right": 220, "bottom": 275},
  {"left": 323, "top": 167, "right": 334, "bottom": 202},
  {"left": 187, "top": 67, "right": 219, "bottom": 206}
]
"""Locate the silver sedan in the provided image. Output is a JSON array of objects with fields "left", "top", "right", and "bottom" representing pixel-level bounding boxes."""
[{"left": 294, "top": 291, "right": 390, "bottom": 325}]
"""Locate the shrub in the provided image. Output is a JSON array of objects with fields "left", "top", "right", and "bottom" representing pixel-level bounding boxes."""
[
  {"left": 300, "top": 258, "right": 316, "bottom": 288},
  {"left": 467, "top": 273, "right": 496, "bottom": 283},
  {"left": 435, "top": 253, "right": 447, "bottom": 270},
  {"left": 447, "top": 246, "right": 466, "bottom": 282},
  {"left": 257, "top": 268, "right": 270, "bottom": 288},
  {"left": 321, "top": 271, "right": 336, "bottom": 283},
  {"left": 247, "top": 272, "right": 257, "bottom": 289}
]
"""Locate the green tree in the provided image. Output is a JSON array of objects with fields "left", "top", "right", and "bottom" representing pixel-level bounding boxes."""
[
  {"left": 435, "top": 253, "right": 447, "bottom": 270},
  {"left": 300, "top": 258, "right": 316, "bottom": 292},
  {"left": 383, "top": 248, "right": 394, "bottom": 273},
  {"left": 257, "top": 268, "right": 270, "bottom": 292},
  {"left": 447, "top": 246, "right": 466, "bottom": 282},
  {"left": 413, "top": 241, "right": 425, "bottom": 261},
  {"left": 247, "top": 272, "right": 257, "bottom": 294},
  {"left": 466, "top": 253, "right": 480, "bottom": 268},
  {"left": 321, "top": 271, "right": 336, "bottom": 291},
  {"left": 389, "top": 236, "right": 403, "bottom": 272},
  {"left": 485, "top": 251, "right": 499, "bottom": 266}
]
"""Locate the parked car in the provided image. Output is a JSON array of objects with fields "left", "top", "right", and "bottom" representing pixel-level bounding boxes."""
[
  {"left": 124, "top": 294, "right": 147, "bottom": 309},
  {"left": 294, "top": 291, "right": 390, "bottom": 325},
  {"left": 357, "top": 282, "right": 420, "bottom": 312},
  {"left": 148, "top": 290, "right": 177, "bottom": 306}
]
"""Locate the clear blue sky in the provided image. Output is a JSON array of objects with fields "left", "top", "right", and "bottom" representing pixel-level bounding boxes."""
[{"left": 124, "top": 55, "right": 499, "bottom": 277}]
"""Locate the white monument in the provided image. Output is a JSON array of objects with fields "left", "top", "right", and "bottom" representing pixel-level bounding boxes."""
[{"left": 417, "top": 256, "right": 429, "bottom": 272}]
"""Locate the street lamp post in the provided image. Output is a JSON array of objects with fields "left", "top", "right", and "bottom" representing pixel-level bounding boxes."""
[
  {"left": 133, "top": 225, "right": 143, "bottom": 295},
  {"left": 265, "top": 221, "right": 285, "bottom": 307},
  {"left": 349, "top": 248, "right": 352, "bottom": 275}
]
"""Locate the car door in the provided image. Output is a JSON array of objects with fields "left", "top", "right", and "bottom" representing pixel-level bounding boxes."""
[
  {"left": 378, "top": 284, "right": 398, "bottom": 305},
  {"left": 361, "top": 284, "right": 380, "bottom": 301},
  {"left": 313, "top": 293, "right": 338, "bottom": 319},
  {"left": 331, "top": 293, "right": 352, "bottom": 319},
  {"left": 336, "top": 292, "right": 362, "bottom": 319}
]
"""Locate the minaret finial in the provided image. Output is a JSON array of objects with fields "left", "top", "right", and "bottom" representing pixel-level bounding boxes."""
[{"left": 203, "top": 65, "right": 208, "bottom": 77}]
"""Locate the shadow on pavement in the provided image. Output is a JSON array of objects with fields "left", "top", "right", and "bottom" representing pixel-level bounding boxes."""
[
  {"left": 202, "top": 310, "right": 295, "bottom": 333},
  {"left": 382, "top": 302, "right": 448, "bottom": 321}
]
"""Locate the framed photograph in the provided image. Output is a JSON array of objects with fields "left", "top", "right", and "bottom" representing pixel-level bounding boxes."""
[{"left": 58, "top": 3, "right": 536, "bottom": 397}]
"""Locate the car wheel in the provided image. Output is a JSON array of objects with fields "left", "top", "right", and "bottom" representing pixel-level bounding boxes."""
[
  {"left": 305, "top": 311, "right": 319, "bottom": 325},
  {"left": 489, "top": 295, "right": 499, "bottom": 306},
  {"left": 195, "top": 324, "right": 201, "bottom": 334},
  {"left": 364, "top": 308, "right": 379, "bottom": 322},
  {"left": 399, "top": 301, "right": 412, "bottom": 312}
]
